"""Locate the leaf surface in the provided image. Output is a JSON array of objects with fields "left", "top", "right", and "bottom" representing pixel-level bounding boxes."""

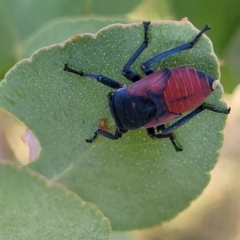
[
  {"left": 21, "top": 18, "right": 127, "bottom": 59},
  {"left": 0, "top": 20, "right": 228, "bottom": 230},
  {"left": 0, "top": 164, "right": 110, "bottom": 239}
]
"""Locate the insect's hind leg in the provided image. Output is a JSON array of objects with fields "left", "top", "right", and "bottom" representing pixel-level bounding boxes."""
[
  {"left": 161, "top": 104, "right": 230, "bottom": 135},
  {"left": 147, "top": 126, "right": 183, "bottom": 152},
  {"left": 141, "top": 24, "right": 211, "bottom": 75},
  {"left": 122, "top": 21, "right": 151, "bottom": 82}
]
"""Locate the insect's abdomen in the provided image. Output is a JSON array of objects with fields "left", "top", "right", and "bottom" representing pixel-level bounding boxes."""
[{"left": 163, "top": 67, "right": 215, "bottom": 114}]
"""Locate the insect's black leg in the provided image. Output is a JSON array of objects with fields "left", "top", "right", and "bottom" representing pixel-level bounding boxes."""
[
  {"left": 64, "top": 64, "right": 123, "bottom": 89},
  {"left": 147, "top": 104, "right": 230, "bottom": 151},
  {"left": 161, "top": 104, "right": 231, "bottom": 135},
  {"left": 147, "top": 127, "right": 183, "bottom": 152},
  {"left": 122, "top": 21, "right": 151, "bottom": 82},
  {"left": 141, "top": 24, "right": 211, "bottom": 75},
  {"left": 86, "top": 128, "right": 127, "bottom": 143}
]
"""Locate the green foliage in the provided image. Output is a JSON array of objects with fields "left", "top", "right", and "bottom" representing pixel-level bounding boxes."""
[
  {"left": 20, "top": 18, "right": 127, "bottom": 59},
  {"left": 0, "top": 2, "right": 18, "bottom": 79},
  {"left": 0, "top": 20, "right": 228, "bottom": 231},
  {"left": 0, "top": 164, "right": 111, "bottom": 239},
  {"left": 0, "top": 0, "right": 235, "bottom": 238},
  {"left": 85, "top": 0, "right": 142, "bottom": 15},
  {"left": 1, "top": 0, "right": 135, "bottom": 42}
]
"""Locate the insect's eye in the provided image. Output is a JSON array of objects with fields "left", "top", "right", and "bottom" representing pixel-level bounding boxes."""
[{"left": 107, "top": 92, "right": 114, "bottom": 101}]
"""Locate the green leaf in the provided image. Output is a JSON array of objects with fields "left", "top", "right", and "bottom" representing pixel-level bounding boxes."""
[
  {"left": 0, "top": 164, "right": 111, "bottom": 239},
  {"left": 0, "top": 20, "right": 228, "bottom": 230},
  {"left": 21, "top": 18, "right": 127, "bottom": 59}
]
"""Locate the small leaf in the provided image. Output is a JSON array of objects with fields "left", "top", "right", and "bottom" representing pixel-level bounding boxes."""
[
  {"left": 0, "top": 20, "right": 228, "bottom": 230},
  {"left": 0, "top": 164, "right": 111, "bottom": 239}
]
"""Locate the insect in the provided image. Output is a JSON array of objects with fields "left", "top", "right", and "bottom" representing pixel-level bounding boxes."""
[{"left": 64, "top": 21, "right": 230, "bottom": 151}]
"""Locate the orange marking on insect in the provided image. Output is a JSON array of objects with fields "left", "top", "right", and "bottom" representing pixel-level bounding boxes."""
[{"left": 99, "top": 118, "right": 109, "bottom": 131}]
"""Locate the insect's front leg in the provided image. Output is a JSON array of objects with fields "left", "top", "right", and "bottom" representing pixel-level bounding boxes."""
[{"left": 64, "top": 64, "right": 123, "bottom": 89}]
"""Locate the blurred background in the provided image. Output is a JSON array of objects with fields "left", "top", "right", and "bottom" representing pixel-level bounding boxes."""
[{"left": 0, "top": 0, "right": 239, "bottom": 239}]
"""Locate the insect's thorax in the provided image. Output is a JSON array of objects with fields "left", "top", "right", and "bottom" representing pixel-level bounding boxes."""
[
  {"left": 163, "top": 67, "right": 215, "bottom": 114},
  {"left": 109, "top": 88, "right": 157, "bottom": 130}
]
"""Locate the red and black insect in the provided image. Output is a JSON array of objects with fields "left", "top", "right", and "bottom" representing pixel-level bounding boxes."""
[{"left": 64, "top": 21, "right": 230, "bottom": 151}]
